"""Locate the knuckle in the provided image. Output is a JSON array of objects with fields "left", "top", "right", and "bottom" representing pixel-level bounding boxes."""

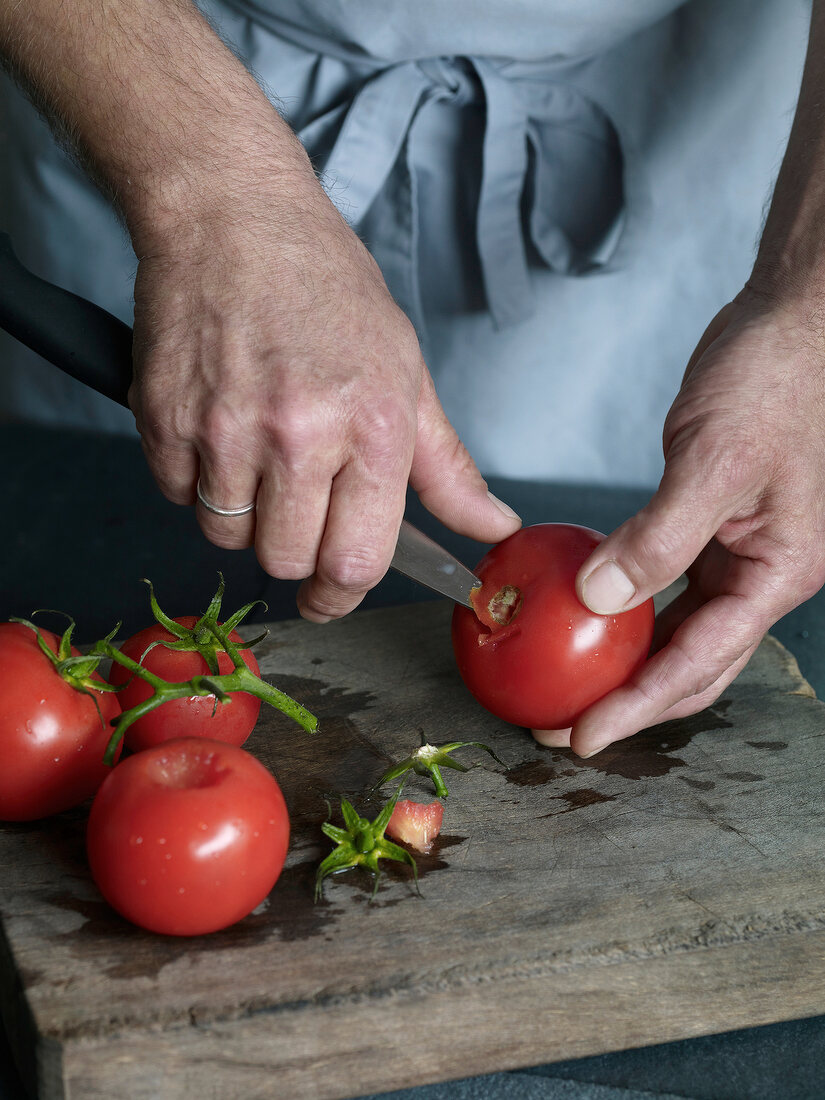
[
  {"left": 197, "top": 402, "right": 245, "bottom": 452},
  {"left": 355, "top": 402, "right": 413, "bottom": 465},
  {"left": 323, "top": 546, "right": 386, "bottom": 592},
  {"left": 257, "top": 403, "right": 331, "bottom": 475}
]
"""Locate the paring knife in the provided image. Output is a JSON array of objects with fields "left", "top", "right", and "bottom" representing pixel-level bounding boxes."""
[{"left": 0, "top": 232, "right": 481, "bottom": 607}]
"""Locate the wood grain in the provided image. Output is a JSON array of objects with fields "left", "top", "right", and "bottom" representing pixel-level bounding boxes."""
[{"left": 1, "top": 598, "right": 824, "bottom": 1099}]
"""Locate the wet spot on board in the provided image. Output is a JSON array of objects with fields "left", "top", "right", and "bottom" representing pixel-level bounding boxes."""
[
  {"left": 577, "top": 704, "right": 734, "bottom": 780},
  {"left": 541, "top": 789, "right": 618, "bottom": 817},
  {"left": 47, "top": 891, "right": 184, "bottom": 981},
  {"left": 247, "top": 674, "right": 389, "bottom": 822},
  {"left": 504, "top": 760, "right": 563, "bottom": 787},
  {"left": 745, "top": 740, "right": 788, "bottom": 751},
  {"left": 48, "top": 858, "right": 347, "bottom": 982},
  {"left": 680, "top": 777, "right": 716, "bottom": 791},
  {"left": 18, "top": 966, "right": 46, "bottom": 990}
]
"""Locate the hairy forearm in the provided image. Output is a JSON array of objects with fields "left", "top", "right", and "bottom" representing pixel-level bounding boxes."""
[
  {"left": 751, "top": 0, "right": 825, "bottom": 298},
  {"left": 0, "top": 0, "right": 314, "bottom": 248}
]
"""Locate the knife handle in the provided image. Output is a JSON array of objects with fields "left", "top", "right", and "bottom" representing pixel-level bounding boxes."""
[{"left": 0, "top": 232, "right": 132, "bottom": 407}]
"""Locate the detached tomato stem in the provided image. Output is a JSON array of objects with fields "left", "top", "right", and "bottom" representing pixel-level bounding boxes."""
[
  {"left": 376, "top": 730, "right": 506, "bottom": 798},
  {"left": 315, "top": 781, "right": 420, "bottom": 902}
]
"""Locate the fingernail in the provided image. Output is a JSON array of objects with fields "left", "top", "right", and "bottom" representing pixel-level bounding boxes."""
[
  {"left": 579, "top": 744, "right": 610, "bottom": 759},
  {"left": 487, "top": 491, "right": 521, "bottom": 522},
  {"left": 581, "top": 560, "right": 635, "bottom": 614}
]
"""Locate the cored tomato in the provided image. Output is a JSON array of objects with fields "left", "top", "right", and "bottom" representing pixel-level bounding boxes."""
[
  {"left": 0, "top": 622, "right": 121, "bottom": 821},
  {"left": 87, "top": 738, "right": 290, "bottom": 935},
  {"left": 108, "top": 617, "right": 262, "bottom": 752},
  {"left": 386, "top": 800, "right": 444, "bottom": 854},
  {"left": 451, "top": 524, "right": 654, "bottom": 730}
]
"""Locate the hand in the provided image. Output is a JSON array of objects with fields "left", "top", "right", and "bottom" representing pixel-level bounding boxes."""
[
  {"left": 129, "top": 166, "right": 520, "bottom": 621},
  {"left": 534, "top": 288, "right": 825, "bottom": 756}
]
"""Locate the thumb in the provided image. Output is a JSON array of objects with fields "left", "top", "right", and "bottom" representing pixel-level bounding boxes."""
[
  {"left": 576, "top": 465, "right": 728, "bottom": 615},
  {"left": 578, "top": 301, "right": 744, "bottom": 615},
  {"left": 409, "top": 367, "right": 522, "bottom": 542}
]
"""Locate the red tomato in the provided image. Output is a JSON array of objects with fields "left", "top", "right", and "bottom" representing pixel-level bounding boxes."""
[
  {"left": 451, "top": 524, "right": 654, "bottom": 730},
  {"left": 386, "top": 800, "right": 444, "bottom": 854},
  {"left": 108, "top": 617, "right": 262, "bottom": 752},
  {"left": 87, "top": 738, "right": 289, "bottom": 935},
  {"left": 0, "top": 623, "right": 121, "bottom": 821}
]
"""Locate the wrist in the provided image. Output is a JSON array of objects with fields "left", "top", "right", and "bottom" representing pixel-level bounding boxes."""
[{"left": 120, "top": 112, "right": 317, "bottom": 259}]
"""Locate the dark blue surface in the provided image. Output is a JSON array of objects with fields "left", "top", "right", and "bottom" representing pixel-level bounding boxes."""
[{"left": 3, "top": 423, "right": 825, "bottom": 1100}]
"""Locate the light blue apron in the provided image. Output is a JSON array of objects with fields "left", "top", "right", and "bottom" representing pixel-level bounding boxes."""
[{"left": 0, "top": 0, "right": 811, "bottom": 486}]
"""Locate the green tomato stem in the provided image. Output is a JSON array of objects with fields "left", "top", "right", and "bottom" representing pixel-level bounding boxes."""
[{"left": 95, "top": 636, "right": 317, "bottom": 766}]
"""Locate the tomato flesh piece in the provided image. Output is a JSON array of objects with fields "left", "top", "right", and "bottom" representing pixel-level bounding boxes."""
[
  {"left": 386, "top": 799, "right": 444, "bottom": 854},
  {"left": 470, "top": 583, "right": 523, "bottom": 634}
]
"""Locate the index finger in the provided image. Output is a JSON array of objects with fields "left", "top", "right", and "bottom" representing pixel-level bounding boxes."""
[{"left": 296, "top": 458, "right": 408, "bottom": 622}]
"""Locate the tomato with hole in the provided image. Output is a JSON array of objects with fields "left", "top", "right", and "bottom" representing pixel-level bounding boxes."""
[
  {"left": 0, "top": 623, "right": 121, "bottom": 821},
  {"left": 451, "top": 524, "right": 654, "bottom": 730},
  {"left": 87, "top": 738, "right": 289, "bottom": 935},
  {"left": 386, "top": 799, "right": 444, "bottom": 854},
  {"left": 108, "top": 617, "right": 262, "bottom": 752}
]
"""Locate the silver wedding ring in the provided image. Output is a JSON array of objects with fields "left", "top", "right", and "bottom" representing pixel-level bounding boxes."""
[{"left": 196, "top": 479, "right": 256, "bottom": 518}]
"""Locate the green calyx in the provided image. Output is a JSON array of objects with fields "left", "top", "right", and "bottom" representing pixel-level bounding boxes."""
[
  {"left": 135, "top": 574, "right": 269, "bottom": 676},
  {"left": 92, "top": 574, "right": 317, "bottom": 765},
  {"left": 375, "top": 730, "right": 506, "bottom": 798},
  {"left": 11, "top": 614, "right": 121, "bottom": 724},
  {"left": 315, "top": 782, "right": 419, "bottom": 903}
]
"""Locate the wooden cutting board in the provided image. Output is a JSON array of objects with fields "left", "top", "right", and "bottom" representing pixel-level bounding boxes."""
[{"left": 2, "top": 597, "right": 825, "bottom": 1100}]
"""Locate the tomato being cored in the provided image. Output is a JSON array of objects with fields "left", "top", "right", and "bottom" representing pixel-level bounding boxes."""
[
  {"left": 451, "top": 524, "right": 654, "bottom": 731},
  {"left": 0, "top": 622, "right": 121, "bottom": 821},
  {"left": 108, "top": 617, "right": 262, "bottom": 752},
  {"left": 87, "top": 738, "right": 290, "bottom": 936}
]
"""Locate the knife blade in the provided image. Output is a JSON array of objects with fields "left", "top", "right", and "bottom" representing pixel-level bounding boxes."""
[
  {"left": 0, "top": 231, "right": 482, "bottom": 607},
  {"left": 391, "top": 521, "right": 481, "bottom": 608}
]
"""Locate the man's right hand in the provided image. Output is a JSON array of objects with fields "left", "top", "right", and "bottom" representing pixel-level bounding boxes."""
[
  {"left": 0, "top": 0, "right": 521, "bottom": 618},
  {"left": 131, "top": 164, "right": 521, "bottom": 621}
]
